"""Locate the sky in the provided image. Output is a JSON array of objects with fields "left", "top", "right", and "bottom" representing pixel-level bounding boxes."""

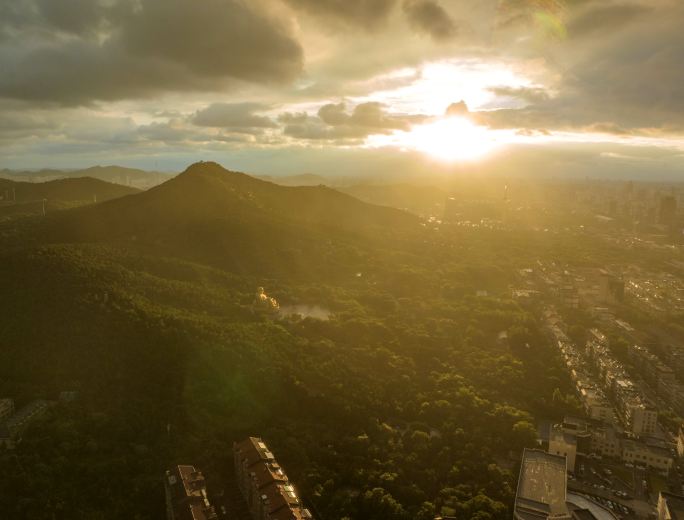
[{"left": 1, "top": 0, "right": 684, "bottom": 179}]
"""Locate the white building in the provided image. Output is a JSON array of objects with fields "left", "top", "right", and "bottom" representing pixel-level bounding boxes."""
[{"left": 625, "top": 400, "right": 658, "bottom": 437}]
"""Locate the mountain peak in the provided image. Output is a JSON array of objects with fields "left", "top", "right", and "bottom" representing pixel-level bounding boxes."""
[
  {"left": 182, "top": 161, "right": 232, "bottom": 175},
  {"left": 177, "top": 161, "right": 259, "bottom": 183}
]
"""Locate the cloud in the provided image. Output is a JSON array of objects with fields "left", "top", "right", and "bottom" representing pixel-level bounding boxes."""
[
  {"left": 567, "top": 2, "right": 651, "bottom": 38},
  {"left": 137, "top": 120, "right": 195, "bottom": 143},
  {"left": 0, "top": 108, "right": 61, "bottom": 141},
  {"left": 192, "top": 103, "right": 277, "bottom": 130},
  {"left": 283, "top": 0, "right": 397, "bottom": 29},
  {"left": 321, "top": 101, "right": 421, "bottom": 129},
  {"left": 402, "top": 0, "right": 457, "bottom": 40},
  {"left": 488, "top": 86, "right": 550, "bottom": 105},
  {"left": 477, "top": 2, "right": 684, "bottom": 135},
  {"left": 0, "top": 0, "right": 304, "bottom": 104},
  {"left": 3, "top": 0, "right": 684, "bottom": 171},
  {"left": 280, "top": 101, "right": 427, "bottom": 141},
  {"left": 33, "top": 0, "right": 119, "bottom": 36}
]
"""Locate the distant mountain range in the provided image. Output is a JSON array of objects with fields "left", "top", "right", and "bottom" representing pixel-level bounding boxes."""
[
  {"left": 0, "top": 177, "right": 139, "bottom": 203},
  {"left": 0, "top": 177, "right": 139, "bottom": 219},
  {"left": 0, "top": 165, "right": 172, "bottom": 190}
]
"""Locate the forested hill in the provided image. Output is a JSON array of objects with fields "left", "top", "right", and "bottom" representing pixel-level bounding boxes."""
[
  {"left": 39, "top": 162, "right": 421, "bottom": 278},
  {"left": 67, "top": 161, "right": 418, "bottom": 231},
  {"left": 0, "top": 177, "right": 139, "bottom": 203},
  {"left": 0, "top": 161, "right": 577, "bottom": 520}
]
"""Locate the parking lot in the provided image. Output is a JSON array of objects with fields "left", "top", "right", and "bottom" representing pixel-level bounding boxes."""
[{"left": 569, "top": 454, "right": 657, "bottom": 518}]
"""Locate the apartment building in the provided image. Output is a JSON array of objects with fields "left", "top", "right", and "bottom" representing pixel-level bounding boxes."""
[
  {"left": 234, "top": 437, "right": 313, "bottom": 520},
  {"left": 164, "top": 465, "right": 218, "bottom": 520}
]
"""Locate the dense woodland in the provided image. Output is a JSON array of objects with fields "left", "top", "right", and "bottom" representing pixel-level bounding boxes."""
[{"left": 0, "top": 163, "right": 642, "bottom": 519}]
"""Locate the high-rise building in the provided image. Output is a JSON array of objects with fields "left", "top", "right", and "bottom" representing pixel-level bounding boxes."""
[
  {"left": 598, "top": 270, "right": 624, "bottom": 304},
  {"left": 659, "top": 195, "right": 678, "bottom": 228}
]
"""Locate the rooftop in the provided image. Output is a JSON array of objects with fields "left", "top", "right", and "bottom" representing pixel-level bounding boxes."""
[
  {"left": 515, "top": 449, "right": 568, "bottom": 519},
  {"left": 166, "top": 465, "right": 217, "bottom": 520},
  {"left": 235, "top": 436, "right": 276, "bottom": 469},
  {"left": 177, "top": 465, "right": 208, "bottom": 499},
  {"left": 235, "top": 437, "right": 313, "bottom": 520}
]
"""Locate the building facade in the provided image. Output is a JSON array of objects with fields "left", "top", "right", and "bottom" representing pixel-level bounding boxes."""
[
  {"left": 234, "top": 437, "right": 313, "bottom": 520},
  {"left": 164, "top": 464, "right": 217, "bottom": 520},
  {"left": 549, "top": 427, "right": 578, "bottom": 473}
]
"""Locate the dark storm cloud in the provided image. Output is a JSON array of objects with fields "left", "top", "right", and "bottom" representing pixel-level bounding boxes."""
[
  {"left": 479, "top": 2, "right": 684, "bottom": 135},
  {"left": 402, "top": 0, "right": 457, "bottom": 40},
  {"left": 0, "top": 0, "right": 88, "bottom": 37},
  {"left": 33, "top": 0, "right": 119, "bottom": 36},
  {"left": 192, "top": 103, "right": 277, "bottom": 129},
  {"left": 283, "top": 0, "right": 397, "bottom": 29},
  {"left": 0, "top": 109, "right": 60, "bottom": 140},
  {"left": 0, "top": 0, "right": 304, "bottom": 104},
  {"left": 280, "top": 102, "right": 427, "bottom": 141}
]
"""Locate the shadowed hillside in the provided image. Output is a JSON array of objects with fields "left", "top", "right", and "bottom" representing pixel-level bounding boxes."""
[
  {"left": 0, "top": 177, "right": 139, "bottom": 220},
  {"left": 0, "top": 177, "right": 139, "bottom": 203},
  {"left": 41, "top": 162, "right": 420, "bottom": 278}
]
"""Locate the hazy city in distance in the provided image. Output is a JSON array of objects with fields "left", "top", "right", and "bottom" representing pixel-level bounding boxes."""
[{"left": 1, "top": 1, "right": 684, "bottom": 520}]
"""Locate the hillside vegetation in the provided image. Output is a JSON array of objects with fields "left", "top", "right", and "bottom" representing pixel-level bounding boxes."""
[
  {"left": 0, "top": 177, "right": 139, "bottom": 220},
  {"left": 0, "top": 162, "right": 580, "bottom": 520}
]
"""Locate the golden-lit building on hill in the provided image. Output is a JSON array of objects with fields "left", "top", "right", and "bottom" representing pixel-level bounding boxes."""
[{"left": 255, "top": 287, "right": 279, "bottom": 313}]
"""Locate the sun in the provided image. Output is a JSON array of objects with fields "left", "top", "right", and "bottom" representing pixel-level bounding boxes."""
[{"left": 406, "top": 117, "right": 498, "bottom": 162}]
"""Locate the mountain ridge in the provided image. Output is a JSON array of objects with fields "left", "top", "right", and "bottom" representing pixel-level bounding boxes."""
[
  {"left": 0, "top": 176, "right": 140, "bottom": 203},
  {"left": 0, "top": 165, "right": 172, "bottom": 190},
  {"left": 31, "top": 162, "right": 421, "bottom": 278}
]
